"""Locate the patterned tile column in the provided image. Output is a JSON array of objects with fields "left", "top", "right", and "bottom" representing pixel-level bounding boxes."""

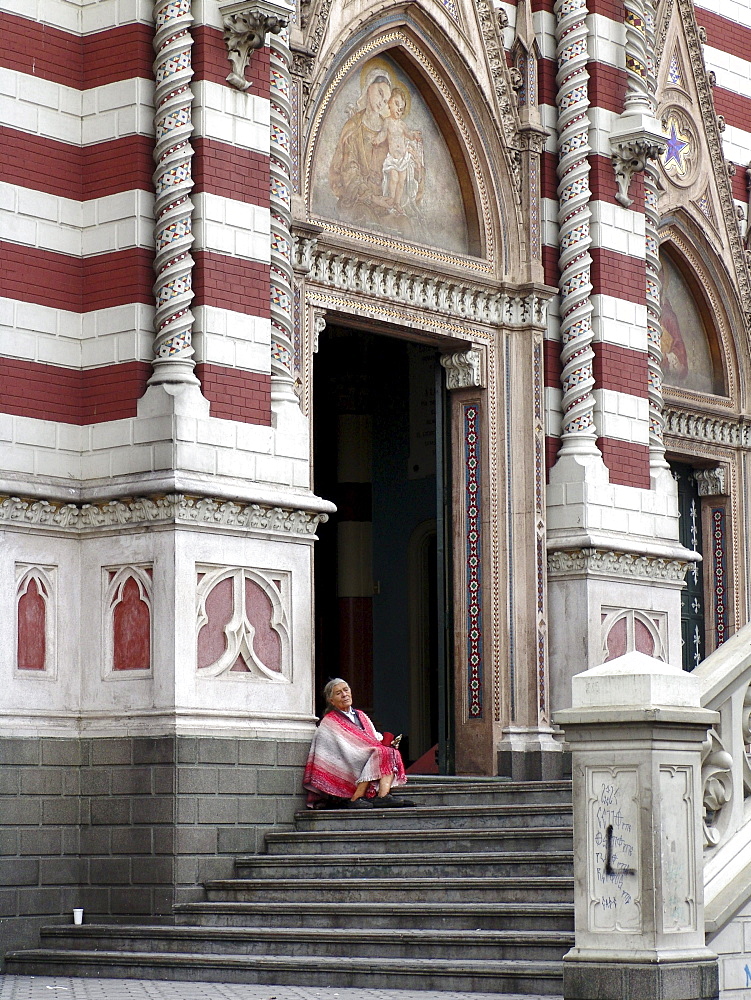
[
  {"left": 150, "top": 0, "right": 199, "bottom": 386},
  {"left": 554, "top": 0, "right": 598, "bottom": 454}
]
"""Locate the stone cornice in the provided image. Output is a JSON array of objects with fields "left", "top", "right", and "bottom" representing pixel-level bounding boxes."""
[
  {"left": 547, "top": 547, "right": 689, "bottom": 584},
  {"left": 0, "top": 494, "right": 329, "bottom": 536},
  {"left": 302, "top": 247, "right": 551, "bottom": 330},
  {"left": 664, "top": 406, "right": 750, "bottom": 448}
]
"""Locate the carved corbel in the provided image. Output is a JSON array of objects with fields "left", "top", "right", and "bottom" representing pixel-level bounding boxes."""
[
  {"left": 219, "top": 0, "right": 292, "bottom": 91},
  {"left": 701, "top": 728, "right": 733, "bottom": 847},
  {"left": 311, "top": 309, "right": 326, "bottom": 354},
  {"left": 611, "top": 136, "right": 665, "bottom": 208},
  {"left": 440, "top": 349, "right": 485, "bottom": 390},
  {"left": 694, "top": 466, "right": 728, "bottom": 497},
  {"left": 292, "top": 221, "right": 323, "bottom": 275}
]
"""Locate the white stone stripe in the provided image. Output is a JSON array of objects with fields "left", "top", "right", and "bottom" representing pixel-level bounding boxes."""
[
  {"left": 0, "top": 70, "right": 269, "bottom": 154},
  {"left": 0, "top": 185, "right": 270, "bottom": 263},
  {"left": 0, "top": 0, "right": 153, "bottom": 33},
  {"left": 545, "top": 387, "right": 650, "bottom": 444},
  {"left": 0, "top": 183, "right": 154, "bottom": 256},
  {"left": 0, "top": 299, "right": 271, "bottom": 373},
  {"left": 193, "top": 192, "right": 271, "bottom": 263},
  {"left": 546, "top": 296, "right": 648, "bottom": 352},
  {"left": 498, "top": 5, "right": 625, "bottom": 68},
  {"left": 704, "top": 43, "right": 751, "bottom": 94},
  {"left": 543, "top": 196, "right": 645, "bottom": 256}
]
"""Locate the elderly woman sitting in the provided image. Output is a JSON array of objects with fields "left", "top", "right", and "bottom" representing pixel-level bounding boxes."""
[{"left": 303, "top": 678, "right": 412, "bottom": 809}]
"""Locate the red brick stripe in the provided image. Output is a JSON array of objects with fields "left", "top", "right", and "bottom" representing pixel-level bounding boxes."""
[
  {"left": 193, "top": 251, "right": 270, "bottom": 317},
  {"left": 195, "top": 364, "right": 271, "bottom": 425},
  {"left": 713, "top": 87, "right": 751, "bottom": 135},
  {"left": 545, "top": 434, "right": 650, "bottom": 488},
  {"left": 540, "top": 58, "right": 625, "bottom": 116},
  {"left": 542, "top": 152, "right": 645, "bottom": 213},
  {"left": 593, "top": 343, "right": 648, "bottom": 397},
  {"left": 0, "top": 15, "right": 270, "bottom": 96},
  {"left": 699, "top": 8, "right": 751, "bottom": 66},
  {"left": 0, "top": 14, "right": 152, "bottom": 88},
  {"left": 0, "top": 242, "right": 154, "bottom": 312},
  {"left": 592, "top": 248, "right": 646, "bottom": 305},
  {"left": 193, "top": 139, "right": 270, "bottom": 206},
  {"left": 0, "top": 358, "right": 150, "bottom": 424},
  {"left": 597, "top": 437, "right": 650, "bottom": 489}
]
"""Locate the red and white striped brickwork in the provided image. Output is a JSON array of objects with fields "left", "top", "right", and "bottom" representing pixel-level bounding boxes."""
[
  {"left": 499, "top": 0, "right": 751, "bottom": 492},
  {"left": 0, "top": 1, "right": 274, "bottom": 483}
]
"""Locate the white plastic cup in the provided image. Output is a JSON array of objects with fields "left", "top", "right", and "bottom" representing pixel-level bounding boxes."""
[{"left": 73, "top": 908, "right": 84, "bottom": 925}]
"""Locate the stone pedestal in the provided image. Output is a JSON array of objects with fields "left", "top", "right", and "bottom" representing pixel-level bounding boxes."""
[{"left": 555, "top": 652, "right": 719, "bottom": 1000}]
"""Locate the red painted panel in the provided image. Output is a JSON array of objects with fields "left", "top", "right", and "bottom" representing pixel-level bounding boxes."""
[
  {"left": 17, "top": 577, "right": 46, "bottom": 671},
  {"left": 245, "top": 578, "right": 281, "bottom": 672},
  {"left": 596, "top": 437, "right": 650, "bottom": 489},
  {"left": 195, "top": 364, "right": 272, "bottom": 426},
  {"left": 197, "top": 576, "right": 232, "bottom": 669},
  {"left": 113, "top": 576, "right": 150, "bottom": 671}
]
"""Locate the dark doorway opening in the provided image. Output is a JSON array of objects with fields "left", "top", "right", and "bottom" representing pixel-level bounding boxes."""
[
  {"left": 671, "top": 460, "right": 705, "bottom": 671},
  {"left": 313, "top": 326, "right": 452, "bottom": 770}
]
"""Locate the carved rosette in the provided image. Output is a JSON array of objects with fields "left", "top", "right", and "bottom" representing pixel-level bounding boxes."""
[
  {"left": 554, "top": 0, "right": 596, "bottom": 444},
  {"left": 269, "top": 30, "right": 296, "bottom": 400},
  {"left": 150, "top": 0, "right": 197, "bottom": 384}
]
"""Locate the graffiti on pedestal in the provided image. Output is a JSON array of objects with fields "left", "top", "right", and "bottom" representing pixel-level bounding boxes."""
[{"left": 588, "top": 767, "right": 642, "bottom": 932}]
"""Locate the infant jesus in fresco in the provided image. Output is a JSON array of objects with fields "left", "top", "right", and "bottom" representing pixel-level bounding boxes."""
[{"left": 371, "top": 87, "right": 424, "bottom": 216}]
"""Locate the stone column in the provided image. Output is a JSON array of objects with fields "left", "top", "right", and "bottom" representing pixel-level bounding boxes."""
[{"left": 555, "top": 652, "right": 719, "bottom": 1000}]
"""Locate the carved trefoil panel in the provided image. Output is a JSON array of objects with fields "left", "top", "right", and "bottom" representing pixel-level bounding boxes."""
[
  {"left": 15, "top": 564, "right": 57, "bottom": 678},
  {"left": 196, "top": 566, "right": 291, "bottom": 680},
  {"left": 103, "top": 566, "right": 153, "bottom": 676},
  {"left": 601, "top": 607, "right": 668, "bottom": 662}
]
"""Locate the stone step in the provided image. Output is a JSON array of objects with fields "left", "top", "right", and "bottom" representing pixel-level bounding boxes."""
[
  {"left": 173, "top": 899, "right": 575, "bottom": 932},
  {"left": 5, "top": 949, "right": 565, "bottom": 994},
  {"left": 35, "top": 924, "right": 573, "bottom": 962},
  {"left": 264, "top": 825, "right": 573, "bottom": 855},
  {"left": 294, "top": 802, "right": 572, "bottom": 832},
  {"left": 204, "top": 875, "right": 575, "bottom": 904},
  {"left": 233, "top": 850, "right": 573, "bottom": 880},
  {"left": 392, "top": 779, "right": 572, "bottom": 807}
]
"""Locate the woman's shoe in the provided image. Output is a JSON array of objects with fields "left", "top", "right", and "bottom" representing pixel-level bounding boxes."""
[
  {"left": 372, "top": 794, "right": 404, "bottom": 807},
  {"left": 347, "top": 798, "right": 374, "bottom": 809}
]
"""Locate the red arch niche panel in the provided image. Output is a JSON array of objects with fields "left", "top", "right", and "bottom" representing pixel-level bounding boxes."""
[
  {"left": 17, "top": 576, "right": 47, "bottom": 671},
  {"left": 113, "top": 575, "right": 151, "bottom": 671}
]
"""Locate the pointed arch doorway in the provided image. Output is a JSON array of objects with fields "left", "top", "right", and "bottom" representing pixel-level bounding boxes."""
[{"left": 313, "top": 323, "right": 453, "bottom": 773}]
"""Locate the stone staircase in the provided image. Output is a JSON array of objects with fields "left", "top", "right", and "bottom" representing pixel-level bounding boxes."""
[{"left": 6, "top": 777, "right": 573, "bottom": 993}]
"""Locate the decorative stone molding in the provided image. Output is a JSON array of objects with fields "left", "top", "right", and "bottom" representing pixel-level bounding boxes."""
[
  {"left": 292, "top": 227, "right": 320, "bottom": 274},
  {"left": 664, "top": 407, "right": 750, "bottom": 447},
  {"left": 612, "top": 137, "right": 665, "bottom": 208},
  {"left": 0, "top": 495, "right": 329, "bottom": 536},
  {"left": 694, "top": 466, "right": 728, "bottom": 497},
  {"left": 440, "top": 350, "right": 485, "bottom": 390},
  {"left": 219, "top": 1, "right": 290, "bottom": 91},
  {"left": 476, "top": 0, "right": 521, "bottom": 181},
  {"left": 554, "top": 0, "right": 597, "bottom": 446},
  {"left": 701, "top": 728, "right": 733, "bottom": 847},
  {"left": 547, "top": 548, "right": 689, "bottom": 584},
  {"left": 307, "top": 249, "right": 549, "bottom": 329},
  {"left": 150, "top": 0, "right": 198, "bottom": 386}
]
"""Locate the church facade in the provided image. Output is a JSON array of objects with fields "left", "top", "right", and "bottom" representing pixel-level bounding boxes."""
[{"left": 2, "top": 0, "right": 751, "bottom": 980}]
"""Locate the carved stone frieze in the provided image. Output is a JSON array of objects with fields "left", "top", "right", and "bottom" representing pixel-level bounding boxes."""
[
  {"left": 694, "top": 466, "right": 728, "bottom": 497},
  {"left": 441, "top": 349, "right": 485, "bottom": 390},
  {"left": 307, "top": 248, "right": 549, "bottom": 329},
  {"left": 547, "top": 548, "right": 689, "bottom": 584},
  {"left": 663, "top": 407, "right": 750, "bottom": 447},
  {"left": 475, "top": 0, "right": 521, "bottom": 187},
  {"left": 0, "top": 495, "right": 329, "bottom": 536}
]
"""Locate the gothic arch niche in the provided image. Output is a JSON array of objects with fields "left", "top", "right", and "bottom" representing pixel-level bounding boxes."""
[
  {"left": 103, "top": 566, "right": 153, "bottom": 676},
  {"left": 302, "top": 19, "right": 517, "bottom": 270},
  {"left": 15, "top": 564, "right": 56, "bottom": 677}
]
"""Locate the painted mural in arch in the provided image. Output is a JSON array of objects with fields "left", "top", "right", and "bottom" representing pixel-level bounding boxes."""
[
  {"left": 310, "top": 54, "right": 470, "bottom": 253},
  {"left": 660, "top": 253, "right": 723, "bottom": 396}
]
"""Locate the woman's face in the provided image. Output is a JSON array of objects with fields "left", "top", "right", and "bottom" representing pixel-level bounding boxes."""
[
  {"left": 328, "top": 682, "right": 353, "bottom": 712},
  {"left": 366, "top": 80, "right": 391, "bottom": 118}
]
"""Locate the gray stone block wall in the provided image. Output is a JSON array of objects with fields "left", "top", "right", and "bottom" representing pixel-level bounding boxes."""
[{"left": 0, "top": 734, "right": 309, "bottom": 968}]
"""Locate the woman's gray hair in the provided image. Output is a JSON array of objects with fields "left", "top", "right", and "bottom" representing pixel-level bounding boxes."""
[{"left": 322, "top": 677, "right": 348, "bottom": 709}]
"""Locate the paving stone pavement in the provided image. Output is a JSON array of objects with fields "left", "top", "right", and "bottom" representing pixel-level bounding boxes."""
[{"left": 0, "top": 978, "right": 561, "bottom": 1000}]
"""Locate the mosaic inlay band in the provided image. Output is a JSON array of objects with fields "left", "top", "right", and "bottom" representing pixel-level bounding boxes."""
[
  {"left": 464, "top": 404, "right": 483, "bottom": 719},
  {"left": 712, "top": 507, "right": 728, "bottom": 647}
]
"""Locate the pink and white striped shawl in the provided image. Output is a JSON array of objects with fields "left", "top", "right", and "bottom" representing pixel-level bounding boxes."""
[{"left": 303, "top": 709, "right": 407, "bottom": 803}]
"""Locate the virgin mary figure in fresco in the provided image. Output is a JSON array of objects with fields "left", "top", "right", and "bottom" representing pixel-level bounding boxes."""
[{"left": 328, "top": 65, "right": 424, "bottom": 234}]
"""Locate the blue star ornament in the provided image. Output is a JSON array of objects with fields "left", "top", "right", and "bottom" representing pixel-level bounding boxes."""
[{"left": 664, "top": 120, "right": 689, "bottom": 167}]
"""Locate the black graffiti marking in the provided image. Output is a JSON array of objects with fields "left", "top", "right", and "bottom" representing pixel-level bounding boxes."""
[{"left": 605, "top": 824, "right": 635, "bottom": 877}]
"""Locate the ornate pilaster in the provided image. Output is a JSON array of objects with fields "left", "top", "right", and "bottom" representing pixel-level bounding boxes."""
[
  {"left": 554, "top": 0, "right": 598, "bottom": 452},
  {"left": 150, "top": 0, "right": 198, "bottom": 386},
  {"left": 269, "top": 28, "right": 297, "bottom": 402}
]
